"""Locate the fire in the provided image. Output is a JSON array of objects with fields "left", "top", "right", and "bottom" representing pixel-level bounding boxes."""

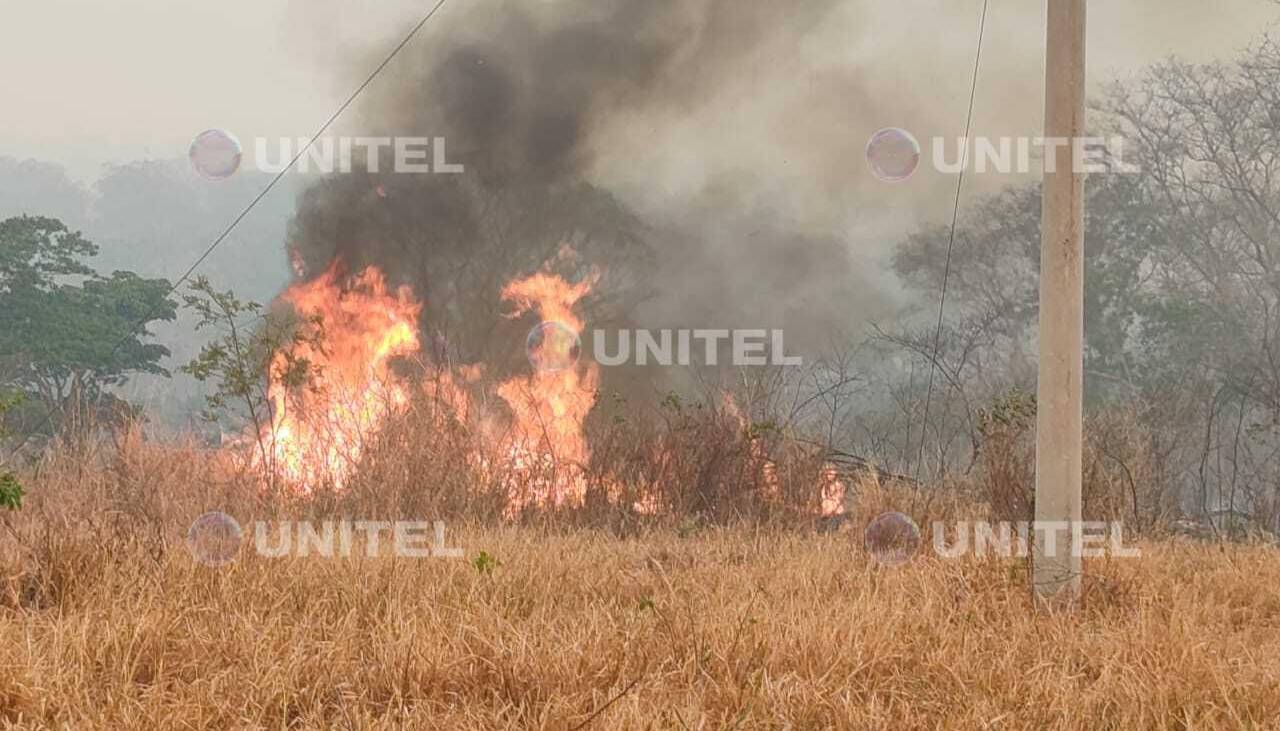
[
  {"left": 254, "top": 244, "right": 602, "bottom": 515},
  {"left": 496, "top": 256, "right": 601, "bottom": 513},
  {"left": 723, "top": 393, "right": 848, "bottom": 517},
  {"left": 820, "top": 468, "right": 847, "bottom": 517},
  {"left": 260, "top": 263, "right": 421, "bottom": 489},
  {"left": 722, "top": 393, "right": 781, "bottom": 502},
  {"left": 248, "top": 247, "right": 835, "bottom": 519}
]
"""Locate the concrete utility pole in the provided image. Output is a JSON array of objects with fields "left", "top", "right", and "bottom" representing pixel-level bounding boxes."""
[{"left": 1034, "top": 0, "right": 1086, "bottom": 604}]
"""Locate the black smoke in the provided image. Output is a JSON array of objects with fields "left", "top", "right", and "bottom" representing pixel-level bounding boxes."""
[{"left": 284, "top": 0, "right": 887, "bottom": 379}]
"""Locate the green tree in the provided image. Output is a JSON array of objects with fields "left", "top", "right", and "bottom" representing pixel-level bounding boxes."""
[
  {"left": 0, "top": 391, "right": 24, "bottom": 509},
  {"left": 181, "top": 276, "right": 323, "bottom": 481},
  {"left": 0, "top": 215, "right": 176, "bottom": 435}
]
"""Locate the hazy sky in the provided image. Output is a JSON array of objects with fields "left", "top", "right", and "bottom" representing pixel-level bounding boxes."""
[
  {"left": 1, "top": 0, "right": 1276, "bottom": 182},
  {"left": 0, "top": 0, "right": 419, "bottom": 180}
]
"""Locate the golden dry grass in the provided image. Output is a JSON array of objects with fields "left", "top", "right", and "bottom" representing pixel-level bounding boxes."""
[{"left": 2, "top": 443, "right": 1280, "bottom": 729}]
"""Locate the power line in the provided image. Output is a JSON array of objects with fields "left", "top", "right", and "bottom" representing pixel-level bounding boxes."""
[
  {"left": 2, "top": 0, "right": 453, "bottom": 461},
  {"left": 914, "top": 0, "right": 991, "bottom": 484}
]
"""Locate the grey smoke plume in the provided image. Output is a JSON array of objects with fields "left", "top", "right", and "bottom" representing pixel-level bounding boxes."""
[{"left": 285, "top": 0, "right": 889, "bottom": 378}]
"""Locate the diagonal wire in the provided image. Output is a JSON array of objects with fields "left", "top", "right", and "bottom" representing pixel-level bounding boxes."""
[
  {"left": 913, "top": 0, "right": 990, "bottom": 485},
  {"left": 2, "top": 0, "right": 453, "bottom": 461},
  {"left": 156, "top": 0, "right": 454, "bottom": 315}
]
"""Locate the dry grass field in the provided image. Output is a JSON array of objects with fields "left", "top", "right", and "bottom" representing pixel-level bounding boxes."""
[{"left": 2, "top": 440, "right": 1279, "bottom": 730}]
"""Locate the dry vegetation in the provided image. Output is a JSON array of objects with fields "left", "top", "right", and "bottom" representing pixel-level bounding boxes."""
[{"left": 0, "top": 433, "right": 1278, "bottom": 730}]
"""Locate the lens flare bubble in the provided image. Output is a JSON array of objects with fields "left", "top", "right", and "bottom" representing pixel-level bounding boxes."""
[
  {"left": 187, "top": 511, "right": 243, "bottom": 566},
  {"left": 866, "top": 127, "right": 920, "bottom": 182},
  {"left": 526, "top": 321, "right": 581, "bottom": 373},
  {"left": 863, "top": 511, "right": 921, "bottom": 566},
  {"left": 189, "top": 129, "right": 242, "bottom": 181}
]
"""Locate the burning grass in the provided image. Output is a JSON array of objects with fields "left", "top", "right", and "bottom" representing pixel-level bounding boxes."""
[
  {"left": 1, "top": 254, "right": 1274, "bottom": 727},
  {"left": 1, "top": 439, "right": 1279, "bottom": 728}
]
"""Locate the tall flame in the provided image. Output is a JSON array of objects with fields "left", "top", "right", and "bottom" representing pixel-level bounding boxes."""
[
  {"left": 261, "top": 263, "right": 421, "bottom": 489},
  {"left": 496, "top": 258, "right": 601, "bottom": 513},
  {"left": 249, "top": 249, "right": 838, "bottom": 518}
]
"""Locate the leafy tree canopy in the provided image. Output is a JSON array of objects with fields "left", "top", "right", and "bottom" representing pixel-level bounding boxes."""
[{"left": 0, "top": 215, "right": 176, "bottom": 431}]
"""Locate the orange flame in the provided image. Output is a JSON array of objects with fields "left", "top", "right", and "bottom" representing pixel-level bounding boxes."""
[
  {"left": 248, "top": 247, "right": 830, "bottom": 519},
  {"left": 721, "top": 393, "right": 780, "bottom": 502},
  {"left": 722, "top": 393, "right": 847, "bottom": 517},
  {"left": 820, "top": 468, "right": 847, "bottom": 517},
  {"left": 495, "top": 257, "right": 601, "bottom": 513},
  {"left": 260, "top": 263, "right": 421, "bottom": 490}
]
